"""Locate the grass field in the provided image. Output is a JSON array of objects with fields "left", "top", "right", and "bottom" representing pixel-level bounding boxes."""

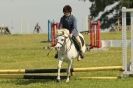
[{"left": 0, "top": 32, "right": 133, "bottom": 88}]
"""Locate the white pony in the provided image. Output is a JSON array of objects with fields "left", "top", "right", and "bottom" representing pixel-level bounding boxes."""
[{"left": 54, "top": 29, "right": 86, "bottom": 82}]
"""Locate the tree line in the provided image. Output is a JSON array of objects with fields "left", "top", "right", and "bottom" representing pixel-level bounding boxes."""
[{"left": 79, "top": 0, "right": 133, "bottom": 30}]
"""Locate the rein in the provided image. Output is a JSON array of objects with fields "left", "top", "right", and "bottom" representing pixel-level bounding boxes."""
[
  {"left": 57, "top": 35, "right": 73, "bottom": 53},
  {"left": 57, "top": 42, "right": 64, "bottom": 46},
  {"left": 64, "top": 37, "right": 73, "bottom": 52}
]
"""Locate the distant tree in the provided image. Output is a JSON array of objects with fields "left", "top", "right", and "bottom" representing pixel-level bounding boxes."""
[
  {"left": 79, "top": 0, "right": 133, "bottom": 30},
  {"left": 120, "top": 0, "right": 133, "bottom": 25},
  {"left": 121, "top": 0, "right": 133, "bottom": 8}
]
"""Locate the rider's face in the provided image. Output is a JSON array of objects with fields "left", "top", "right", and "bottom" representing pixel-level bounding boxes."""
[{"left": 64, "top": 12, "right": 71, "bottom": 16}]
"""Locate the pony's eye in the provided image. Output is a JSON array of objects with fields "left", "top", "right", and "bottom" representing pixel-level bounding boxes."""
[
  {"left": 61, "top": 39, "right": 64, "bottom": 41},
  {"left": 56, "top": 39, "right": 58, "bottom": 41}
]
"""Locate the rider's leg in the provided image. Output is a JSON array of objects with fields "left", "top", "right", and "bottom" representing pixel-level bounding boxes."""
[{"left": 75, "top": 35, "right": 84, "bottom": 58}]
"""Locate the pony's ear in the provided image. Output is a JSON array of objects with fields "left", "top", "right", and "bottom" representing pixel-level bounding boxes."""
[
  {"left": 63, "top": 34, "right": 69, "bottom": 38},
  {"left": 57, "top": 30, "right": 63, "bottom": 36},
  {"left": 62, "top": 31, "right": 64, "bottom": 35},
  {"left": 57, "top": 29, "right": 69, "bottom": 37}
]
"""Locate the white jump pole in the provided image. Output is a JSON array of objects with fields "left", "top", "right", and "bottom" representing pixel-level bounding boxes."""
[
  {"left": 122, "top": 7, "right": 127, "bottom": 72},
  {"left": 131, "top": 10, "right": 133, "bottom": 72},
  {"left": 122, "top": 7, "right": 133, "bottom": 75}
]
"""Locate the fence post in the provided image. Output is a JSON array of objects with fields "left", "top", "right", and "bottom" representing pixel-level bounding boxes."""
[
  {"left": 122, "top": 7, "right": 127, "bottom": 72},
  {"left": 96, "top": 19, "right": 101, "bottom": 48},
  {"left": 51, "top": 22, "right": 57, "bottom": 47},
  {"left": 48, "top": 20, "right": 52, "bottom": 42}
]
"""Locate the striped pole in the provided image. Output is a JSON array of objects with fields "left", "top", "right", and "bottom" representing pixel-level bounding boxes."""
[
  {"left": 0, "top": 66, "right": 122, "bottom": 74},
  {"left": 0, "top": 74, "right": 67, "bottom": 79},
  {"left": 96, "top": 19, "right": 101, "bottom": 48},
  {"left": 0, "top": 74, "right": 119, "bottom": 80},
  {"left": 51, "top": 22, "right": 57, "bottom": 47},
  {"left": 90, "top": 22, "right": 95, "bottom": 48},
  {"left": 90, "top": 20, "right": 101, "bottom": 49},
  {"left": 0, "top": 66, "right": 122, "bottom": 79}
]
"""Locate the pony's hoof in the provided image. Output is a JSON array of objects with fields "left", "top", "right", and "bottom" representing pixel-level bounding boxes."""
[
  {"left": 56, "top": 79, "right": 60, "bottom": 82},
  {"left": 66, "top": 80, "right": 69, "bottom": 83},
  {"left": 77, "top": 57, "right": 81, "bottom": 61},
  {"left": 66, "top": 78, "right": 70, "bottom": 83},
  {"left": 77, "top": 59, "right": 81, "bottom": 61}
]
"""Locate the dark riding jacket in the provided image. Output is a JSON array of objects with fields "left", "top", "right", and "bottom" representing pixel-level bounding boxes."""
[{"left": 60, "top": 15, "right": 78, "bottom": 37}]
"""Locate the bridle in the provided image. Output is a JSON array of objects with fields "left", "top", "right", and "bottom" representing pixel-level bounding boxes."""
[{"left": 56, "top": 35, "right": 72, "bottom": 52}]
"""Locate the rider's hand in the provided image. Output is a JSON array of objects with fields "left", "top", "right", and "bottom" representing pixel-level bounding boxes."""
[{"left": 69, "top": 34, "right": 72, "bottom": 38}]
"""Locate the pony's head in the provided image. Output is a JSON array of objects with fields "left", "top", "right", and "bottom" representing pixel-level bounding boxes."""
[{"left": 55, "top": 29, "right": 69, "bottom": 50}]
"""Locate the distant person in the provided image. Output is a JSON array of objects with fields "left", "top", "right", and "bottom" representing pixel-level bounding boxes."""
[
  {"left": 5, "top": 27, "right": 11, "bottom": 34},
  {"left": 34, "top": 23, "right": 41, "bottom": 33}
]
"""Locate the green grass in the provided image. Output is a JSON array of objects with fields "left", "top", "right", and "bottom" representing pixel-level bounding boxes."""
[
  {"left": 0, "top": 32, "right": 133, "bottom": 88},
  {"left": 84, "top": 32, "right": 131, "bottom": 42}
]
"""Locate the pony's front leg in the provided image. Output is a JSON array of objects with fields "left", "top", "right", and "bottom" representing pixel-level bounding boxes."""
[
  {"left": 66, "top": 59, "right": 73, "bottom": 83},
  {"left": 57, "top": 59, "right": 63, "bottom": 82}
]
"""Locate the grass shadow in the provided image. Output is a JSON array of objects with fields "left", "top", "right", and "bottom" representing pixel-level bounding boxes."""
[
  {"left": 15, "top": 79, "right": 57, "bottom": 85},
  {"left": 15, "top": 76, "right": 67, "bottom": 85},
  {"left": 0, "top": 78, "right": 65, "bottom": 85},
  {"left": 40, "top": 40, "right": 50, "bottom": 43}
]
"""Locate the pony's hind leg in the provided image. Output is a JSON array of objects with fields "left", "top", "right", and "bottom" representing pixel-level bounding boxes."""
[
  {"left": 66, "top": 59, "right": 73, "bottom": 82},
  {"left": 77, "top": 55, "right": 81, "bottom": 61},
  {"left": 57, "top": 60, "right": 63, "bottom": 82}
]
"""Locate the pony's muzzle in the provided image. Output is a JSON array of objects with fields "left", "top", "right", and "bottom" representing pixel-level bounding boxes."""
[
  {"left": 55, "top": 45, "right": 61, "bottom": 50},
  {"left": 55, "top": 47, "right": 60, "bottom": 50}
]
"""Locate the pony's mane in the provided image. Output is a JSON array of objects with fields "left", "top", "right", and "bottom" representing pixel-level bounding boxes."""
[{"left": 57, "top": 29, "right": 69, "bottom": 37}]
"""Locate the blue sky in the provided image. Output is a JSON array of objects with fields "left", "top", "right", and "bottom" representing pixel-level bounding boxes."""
[{"left": 0, "top": 0, "right": 91, "bottom": 34}]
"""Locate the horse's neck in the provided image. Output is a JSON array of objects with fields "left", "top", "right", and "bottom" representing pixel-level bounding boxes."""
[
  {"left": 64, "top": 38, "right": 72, "bottom": 49},
  {"left": 59, "top": 37, "right": 76, "bottom": 54}
]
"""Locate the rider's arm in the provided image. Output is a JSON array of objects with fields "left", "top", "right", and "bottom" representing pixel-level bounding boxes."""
[
  {"left": 72, "top": 16, "right": 77, "bottom": 31},
  {"left": 59, "top": 17, "right": 63, "bottom": 29},
  {"left": 71, "top": 16, "right": 78, "bottom": 36}
]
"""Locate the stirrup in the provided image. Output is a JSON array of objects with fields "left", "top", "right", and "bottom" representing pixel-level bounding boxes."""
[
  {"left": 54, "top": 53, "right": 58, "bottom": 59},
  {"left": 79, "top": 52, "right": 84, "bottom": 59}
]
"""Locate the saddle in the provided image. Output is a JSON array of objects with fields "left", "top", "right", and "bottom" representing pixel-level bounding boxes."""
[{"left": 71, "top": 35, "right": 84, "bottom": 51}]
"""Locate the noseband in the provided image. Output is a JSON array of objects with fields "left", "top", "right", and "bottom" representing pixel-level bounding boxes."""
[{"left": 56, "top": 35, "right": 72, "bottom": 51}]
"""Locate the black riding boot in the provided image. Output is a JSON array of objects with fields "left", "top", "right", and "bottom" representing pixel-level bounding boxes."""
[
  {"left": 74, "top": 37, "right": 84, "bottom": 59},
  {"left": 79, "top": 50, "right": 84, "bottom": 59},
  {"left": 54, "top": 53, "right": 58, "bottom": 59}
]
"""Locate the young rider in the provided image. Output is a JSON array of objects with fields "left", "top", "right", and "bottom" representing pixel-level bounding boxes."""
[{"left": 55, "top": 5, "right": 84, "bottom": 59}]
